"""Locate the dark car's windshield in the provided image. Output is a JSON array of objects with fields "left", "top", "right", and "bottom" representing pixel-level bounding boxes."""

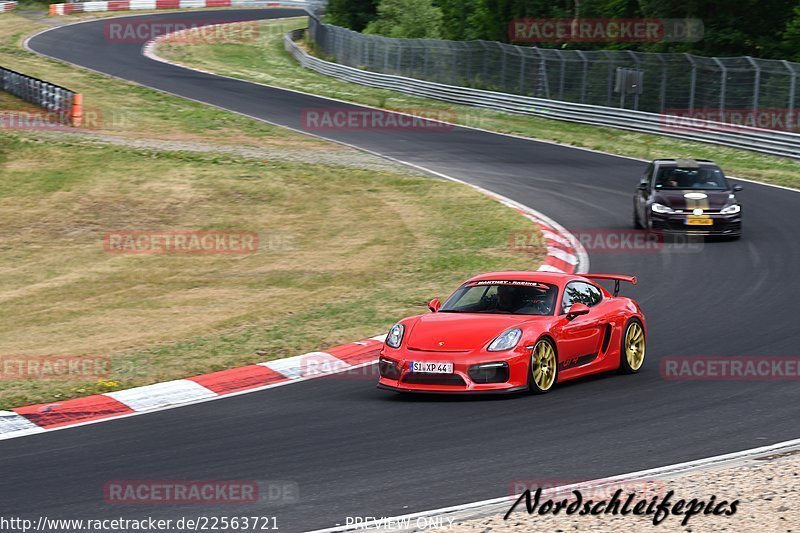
[
  {"left": 655, "top": 166, "right": 728, "bottom": 190},
  {"left": 440, "top": 281, "right": 558, "bottom": 316}
]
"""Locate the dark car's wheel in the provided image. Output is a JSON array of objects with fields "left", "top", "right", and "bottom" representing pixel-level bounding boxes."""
[
  {"left": 618, "top": 318, "right": 646, "bottom": 374},
  {"left": 529, "top": 338, "right": 558, "bottom": 393}
]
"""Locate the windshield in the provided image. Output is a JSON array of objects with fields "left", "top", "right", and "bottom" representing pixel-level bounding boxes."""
[
  {"left": 440, "top": 281, "right": 558, "bottom": 316},
  {"left": 655, "top": 166, "right": 728, "bottom": 190}
]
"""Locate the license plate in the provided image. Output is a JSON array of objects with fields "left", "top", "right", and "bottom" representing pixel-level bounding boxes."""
[
  {"left": 685, "top": 218, "right": 713, "bottom": 226},
  {"left": 410, "top": 361, "right": 454, "bottom": 373}
]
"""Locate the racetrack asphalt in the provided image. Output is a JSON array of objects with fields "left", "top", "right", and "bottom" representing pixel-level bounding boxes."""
[{"left": 7, "top": 9, "right": 800, "bottom": 531}]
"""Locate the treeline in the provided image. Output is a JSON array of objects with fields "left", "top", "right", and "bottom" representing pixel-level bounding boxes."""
[{"left": 326, "top": 0, "right": 800, "bottom": 60}]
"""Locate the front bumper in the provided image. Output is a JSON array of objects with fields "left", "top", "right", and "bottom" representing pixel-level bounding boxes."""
[
  {"left": 377, "top": 382, "right": 528, "bottom": 395},
  {"left": 651, "top": 212, "right": 741, "bottom": 235},
  {"left": 377, "top": 348, "right": 530, "bottom": 394}
]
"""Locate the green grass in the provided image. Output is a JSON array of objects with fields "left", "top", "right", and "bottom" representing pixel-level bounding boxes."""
[
  {"left": 157, "top": 17, "right": 800, "bottom": 189},
  {"left": 0, "top": 15, "right": 543, "bottom": 409}
]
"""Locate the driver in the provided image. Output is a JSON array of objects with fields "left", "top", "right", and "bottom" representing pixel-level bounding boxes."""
[
  {"left": 695, "top": 171, "right": 719, "bottom": 188},
  {"left": 496, "top": 284, "right": 520, "bottom": 313}
]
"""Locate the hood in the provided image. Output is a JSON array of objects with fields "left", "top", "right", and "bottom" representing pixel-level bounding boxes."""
[
  {"left": 405, "top": 312, "right": 537, "bottom": 352},
  {"left": 654, "top": 189, "right": 732, "bottom": 211}
]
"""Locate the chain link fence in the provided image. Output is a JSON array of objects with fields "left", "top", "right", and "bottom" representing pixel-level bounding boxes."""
[{"left": 307, "top": 16, "right": 800, "bottom": 132}]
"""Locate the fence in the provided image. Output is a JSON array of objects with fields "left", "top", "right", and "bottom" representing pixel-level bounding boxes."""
[
  {"left": 0, "top": 66, "right": 82, "bottom": 126},
  {"left": 307, "top": 16, "right": 800, "bottom": 132},
  {"left": 0, "top": 1, "right": 16, "bottom": 12},
  {"left": 289, "top": 28, "right": 800, "bottom": 158}
]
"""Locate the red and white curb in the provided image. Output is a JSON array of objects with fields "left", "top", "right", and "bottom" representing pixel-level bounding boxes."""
[
  {"left": 0, "top": 1, "right": 16, "bottom": 13},
  {"left": 2, "top": 20, "right": 586, "bottom": 441},
  {"left": 0, "top": 335, "right": 386, "bottom": 440},
  {"left": 0, "top": 196, "right": 583, "bottom": 441},
  {"left": 49, "top": 0, "right": 305, "bottom": 15}
]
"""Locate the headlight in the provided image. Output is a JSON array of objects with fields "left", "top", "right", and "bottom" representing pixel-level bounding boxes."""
[
  {"left": 487, "top": 328, "right": 522, "bottom": 352},
  {"left": 720, "top": 203, "right": 741, "bottom": 215},
  {"left": 386, "top": 324, "right": 405, "bottom": 348},
  {"left": 651, "top": 202, "right": 674, "bottom": 214}
]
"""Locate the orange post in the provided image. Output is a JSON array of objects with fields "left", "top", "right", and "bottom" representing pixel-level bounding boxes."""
[
  {"left": 70, "top": 93, "right": 83, "bottom": 127},
  {"left": 49, "top": 3, "right": 57, "bottom": 15}
]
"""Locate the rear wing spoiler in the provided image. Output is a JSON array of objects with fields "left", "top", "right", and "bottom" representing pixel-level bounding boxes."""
[{"left": 584, "top": 274, "right": 637, "bottom": 296}]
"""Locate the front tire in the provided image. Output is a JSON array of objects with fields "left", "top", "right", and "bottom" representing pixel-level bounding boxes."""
[
  {"left": 633, "top": 205, "right": 643, "bottom": 229},
  {"left": 529, "top": 338, "right": 558, "bottom": 393},
  {"left": 619, "top": 318, "right": 646, "bottom": 374}
]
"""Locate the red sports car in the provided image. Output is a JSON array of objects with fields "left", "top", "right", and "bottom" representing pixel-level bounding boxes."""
[{"left": 377, "top": 271, "right": 645, "bottom": 394}]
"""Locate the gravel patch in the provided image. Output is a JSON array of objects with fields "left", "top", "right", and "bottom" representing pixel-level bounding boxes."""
[
  {"left": 12, "top": 130, "right": 425, "bottom": 175},
  {"left": 434, "top": 449, "right": 800, "bottom": 532}
]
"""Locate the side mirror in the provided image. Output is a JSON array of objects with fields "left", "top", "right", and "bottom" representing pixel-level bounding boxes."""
[
  {"left": 637, "top": 182, "right": 648, "bottom": 191},
  {"left": 428, "top": 298, "right": 441, "bottom": 313},
  {"left": 566, "top": 302, "right": 590, "bottom": 320},
  {"left": 732, "top": 185, "right": 743, "bottom": 192}
]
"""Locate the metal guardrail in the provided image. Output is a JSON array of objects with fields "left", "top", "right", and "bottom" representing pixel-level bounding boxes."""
[
  {"left": 286, "top": 29, "right": 799, "bottom": 159},
  {"left": 1, "top": 65, "right": 80, "bottom": 125}
]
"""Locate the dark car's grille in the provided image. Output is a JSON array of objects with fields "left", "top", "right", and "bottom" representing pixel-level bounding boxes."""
[
  {"left": 402, "top": 373, "right": 466, "bottom": 386},
  {"left": 652, "top": 217, "right": 740, "bottom": 233}
]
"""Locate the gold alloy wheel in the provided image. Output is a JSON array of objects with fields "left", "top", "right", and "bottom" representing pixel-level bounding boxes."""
[
  {"left": 531, "top": 340, "right": 557, "bottom": 391},
  {"left": 624, "top": 322, "right": 646, "bottom": 370}
]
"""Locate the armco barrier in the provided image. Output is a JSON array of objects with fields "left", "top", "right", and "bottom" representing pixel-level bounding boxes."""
[
  {"left": 0, "top": 2, "right": 16, "bottom": 13},
  {"left": 288, "top": 28, "right": 800, "bottom": 159},
  {"left": 0, "top": 65, "right": 82, "bottom": 126},
  {"left": 49, "top": 0, "right": 311, "bottom": 15}
]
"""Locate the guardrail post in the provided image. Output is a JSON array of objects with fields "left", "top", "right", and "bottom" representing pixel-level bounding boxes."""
[
  {"left": 554, "top": 49, "right": 566, "bottom": 101},
  {"left": 746, "top": 56, "right": 760, "bottom": 114},
  {"left": 627, "top": 50, "right": 640, "bottom": 110},
  {"left": 685, "top": 54, "right": 697, "bottom": 112},
  {"left": 712, "top": 57, "right": 727, "bottom": 115},
  {"left": 576, "top": 50, "right": 588, "bottom": 104},
  {"left": 71, "top": 93, "right": 83, "bottom": 127},
  {"left": 657, "top": 54, "right": 667, "bottom": 113},
  {"left": 604, "top": 51, "right": 614, "bottom": 106},
  {"left": 782, "top": 60, "right": 796, "bottom": 128}
]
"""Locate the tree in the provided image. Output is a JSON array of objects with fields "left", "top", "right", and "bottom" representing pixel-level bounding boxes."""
[
  {"left": 326, "top": 0, "right": 379, "bottom": 32},
  {"left": 434, "top": 0, "right": 480, "bottom": 40},
  {"left": 363, "top": 0, "right": 444, "bottom": 39},
  {"left": 783, "top": 2, "right": 800, "bottom": 60}
]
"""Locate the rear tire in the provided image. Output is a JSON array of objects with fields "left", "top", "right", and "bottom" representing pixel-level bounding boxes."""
[
  {"left": 528, "top": 338, "right": 558, "bottom": 394},
  {"left": 619, "top": 318, "right": 646, "bottom": 374}
]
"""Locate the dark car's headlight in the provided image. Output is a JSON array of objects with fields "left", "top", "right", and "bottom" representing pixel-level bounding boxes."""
[
  {"left": 487, "top": 328, "right": 522, "bottom": 352},
  {"left": 720, "top": 203, "right": 741, "bottom": 215},
  {"left": 651, "top": 202, "right": 674, "bottom": 214},
  {"left": 386, "top": 324, "right": 405, "bottom": 348}
]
